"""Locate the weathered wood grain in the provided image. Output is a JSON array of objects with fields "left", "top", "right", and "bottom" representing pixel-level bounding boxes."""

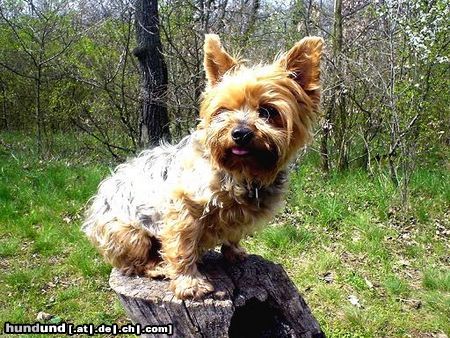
[{"left": 110, "top": 251, "right": 325, "bottom": 338}]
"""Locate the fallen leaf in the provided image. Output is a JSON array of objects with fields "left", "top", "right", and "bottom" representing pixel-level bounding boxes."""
[
  {"left": 322, "top": 272, "right": 334, "bottom": 284},
  {"left": 348, "top": 294, "right": 362, "bottom": 308},
  {"left": 364, "top": 277, "right": 374, "bottom": 289},
  {"left": 397, "top": 258, "right": 410, "bottom": 267},
  {"left": 36, "top": 311, "right": 53, "bottom": 321}
]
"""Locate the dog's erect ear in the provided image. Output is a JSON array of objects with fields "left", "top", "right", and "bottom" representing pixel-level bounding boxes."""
[
  {"left": 204, "top": 34, "right": 237, "bottom": 87},
  {"left": 279, "top": 37, "right": 324, "bottom": 102}
]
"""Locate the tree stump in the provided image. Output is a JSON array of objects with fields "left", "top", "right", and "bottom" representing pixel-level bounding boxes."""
[{"left": 109, "top": 251, "right": 325, "bottom": 338}]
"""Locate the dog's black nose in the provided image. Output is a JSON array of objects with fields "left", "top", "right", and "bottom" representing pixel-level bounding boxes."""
[{"left": 231, "top": 127, "right": 254, "bottom": 146}]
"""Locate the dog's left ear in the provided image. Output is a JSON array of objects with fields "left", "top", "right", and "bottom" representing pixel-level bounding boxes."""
[
  {"left": 279, "top": 37, "right": 324, "bottom": 105},
  {"left": 204, "top": 34, "right": 237, "bottom": 87}
]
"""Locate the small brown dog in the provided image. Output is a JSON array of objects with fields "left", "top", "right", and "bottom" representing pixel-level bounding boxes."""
[{"left": 82, "top": 34, "right": 323, "bottom": 299}]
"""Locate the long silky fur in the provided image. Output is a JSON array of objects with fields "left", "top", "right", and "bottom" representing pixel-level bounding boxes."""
[{"left": 82, "top": 34, "right": 323, "bottom": 299}]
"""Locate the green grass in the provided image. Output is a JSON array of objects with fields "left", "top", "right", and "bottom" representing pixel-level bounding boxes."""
[
  {"left": 0, "top": 132, "right": 126, "bottom": 332},
  {"left": 1, "top": 132, "right": 449, "bottom": 337},
  {"left": 246, "top": 153, "right": 449, "bottom": 336},
  {"left": 423, "top": 268, "right": 450, "bottom": 292}
]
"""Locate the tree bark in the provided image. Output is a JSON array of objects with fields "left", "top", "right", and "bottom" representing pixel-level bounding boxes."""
[
  {"left": 321, "top": 0, "right": 345, "bottom": 174},
  {"left": 332, "top": 0, "right": 348, "bottom": 171},
  {"left": 320, "top": 105, "right": 332, "bottom": 174},
  {"left": 0, "top": 80, "right": 8, "bottom": 130},
  {"left": 35, "top": 66, "right": 44, "bottom": 155},
  {"left": 134, "top": 0, "right": 171, "bottom": 147},
  {"left": 110, "top": 252, "right": 325, "bottom": 338}
]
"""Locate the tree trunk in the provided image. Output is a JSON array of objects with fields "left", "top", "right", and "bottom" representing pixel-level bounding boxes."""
[
  {"left": 332, "top": 0, "right": 343, "bottom": 66},
  {"left": 0, "top": 81, "right": 8, "bottom": 130},
  {"left": 241, "top": 0, "right": 260, "bottom": 43},
  {"left": 332, "top": 0, "right": 348, "bottom": 171},
  {"left": 110, "top": 252, "right": 325, "bottom": 338},
  {"left": 35, "top": 66, "right": 44, "bottom": 155},
  {"left": 134, "top": 0, "right": 171, "bottom": 147},
  {"left": 321, "top": 0, "right": 345, "bottom": 174},
  {"left": 320, "top": 106, "right": 332, "bottom": 174},
  {"left": 385, "top": 4, "right": 400, "bottom": 188}
]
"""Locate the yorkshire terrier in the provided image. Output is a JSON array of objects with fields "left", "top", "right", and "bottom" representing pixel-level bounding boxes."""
[{"left": 82, "top": 34, "right": 323, "bottom": 299}]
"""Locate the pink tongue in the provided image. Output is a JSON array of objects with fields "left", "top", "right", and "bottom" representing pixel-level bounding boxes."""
[{"left": 232, "top": 147, "right": 249, "bottom": 156}]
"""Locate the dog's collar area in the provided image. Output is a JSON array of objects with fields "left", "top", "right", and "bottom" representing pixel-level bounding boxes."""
[
  {"left": 247, "top": 185, "right": 261, "bottom": 208},
  {"left": 247, "top": 184, "right": 264, "bottom": 208},
  {"left": 216, "top": 170, "right": 287, "bottom": 208},
  {"left": 247, "top": 184, "right": 260, "bottom": 199},
  {"left": 216, "top": 172, "right": 264, "bottom": 207}
]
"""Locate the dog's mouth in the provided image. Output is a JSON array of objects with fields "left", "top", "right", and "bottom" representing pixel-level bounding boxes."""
[
  {"left": 231, "top": 146, "right": 250, "bottom": 156},
  {"left": 224, "top": 145, "right": 279, "bottom": 173}
]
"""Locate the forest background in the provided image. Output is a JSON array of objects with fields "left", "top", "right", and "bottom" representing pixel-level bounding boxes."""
[{"left": 0, "top": 0, "right": 449, "bottom": 336}]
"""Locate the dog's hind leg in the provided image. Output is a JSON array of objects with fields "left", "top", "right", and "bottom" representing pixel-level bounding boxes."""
[
  {"left": 87, "top": 220, "right": 161, "bottom": 276},
  {"left": 160, "top": 212, "right": 213, "bottom": 299}
]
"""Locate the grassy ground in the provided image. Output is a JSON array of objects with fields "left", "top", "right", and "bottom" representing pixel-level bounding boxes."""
[{"left": 1, "top": 132, "right": 449, "bottom": 337}]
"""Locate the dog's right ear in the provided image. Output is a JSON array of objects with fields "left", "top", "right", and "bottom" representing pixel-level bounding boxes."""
[
  {"left": 204, "top": 34, "right": 237, "bottom": 87},
  {"left": 277, "top": 36, "right": 324, "bottom": 112}
]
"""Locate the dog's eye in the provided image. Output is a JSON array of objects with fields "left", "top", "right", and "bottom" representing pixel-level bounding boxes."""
[
  {"left": 258, "top": 106, "right": 278, "bottom": 120},
  {"left": 214, "top": 107, "right": 228, "bottom": 116}
]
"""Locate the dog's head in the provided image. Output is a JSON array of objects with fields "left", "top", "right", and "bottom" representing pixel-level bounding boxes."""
[{"left": 198, "top": 34, "right": 323, "bottom": 185}]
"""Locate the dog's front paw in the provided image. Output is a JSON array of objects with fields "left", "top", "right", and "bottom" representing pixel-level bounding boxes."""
[
  {"left": 170, "top": 273, "right": 214, "bottom": 300},
  {"left": 221, "top": 243, "right": 248, "bottom": 264}
]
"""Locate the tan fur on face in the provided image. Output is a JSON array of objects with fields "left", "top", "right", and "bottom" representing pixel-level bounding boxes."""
[
  {"left": 199, "top": 37, "right": 323, "bottom": 186},
  {"left": 83, "top": 34, "right": 323, "bottom": 300}
]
